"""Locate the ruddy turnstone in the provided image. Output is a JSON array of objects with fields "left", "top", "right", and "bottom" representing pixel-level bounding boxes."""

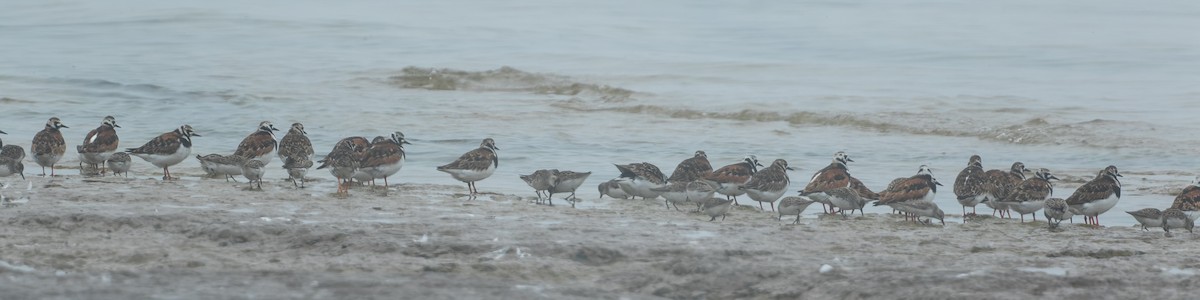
[
  {"left": 981, "top": 162, "right": 1029, "bottom": 218},
  {"left": 233, "top": 121, "right": 279, "bottom": 166},
  {"left": 699, "top": 197, "right": 734, "bottom": 222},
  {"left": 1162, "top": 208, "right": 1194, "bottom": 236},
  {"left": 875, "top": 166, "right": 942, "bottom": 223},
  {"left": 520, "top": 169, "right": 557, "bottom": 204},
  {"left": 652, "top": 180, "right": 715, "bottom": 211},
  {"left": 548, "top": 170, "right": 591, "bottom": 207},
  {"left": 999, "top": 168, "right": 1059, "bottom": 223},
  {"left": 597, "top": 179, "right": 630, "bottom": 199},
  {"left": 800, "top": 152, "right": 877, "bottom": 214},
  {"left": 613, "top": 162, "right": 667, "bottom": 199},
  {"left": 702, "top": 155, "right": 762, "bottom": 205},
  {"left": 777, "top": 196, "right": 816, "bottom": 224},
  {"left": 1169, "top": 176, "right": 1200, "bottom": 221},
  {"left": 282, "top": 156, "right": 312, "bottom": 188},
  {"left": 1125, "top": 208, "right": 1163, "bottom": 231},
  {"left": 1042, "top": 198, "right": 1074, "bottom": 230},
  {"left": 126, "top": 125, "right": 200, "bottom": 181},
  {"left": 106, "top": 152, "right": 131, "bottom": 178},
  {"left": 666, "top": 150, "right": 712, "bottom": 183},
  {"left": 436, "top": 138, "right": 498, "bottom": 199},
  {"left": 195, "top": 154, "right": 247, "bottom": 182},
  {"left": 76, "top": 116, "right": 120, "bottom": 175},
  {"left": 357, "top": 132, "right": 411, "bottom": 188},
  {"left": 317, "top": 139, "right": 364, "bottom": 195},
  {"left": 0, "top": 156, "right": 24, "bottom": 180},
  {"left": 241, "top": 159, "right": 266, "bottom": 190},
  {"left": 31, "top": 117, "right": 68, "bottom": 176},
  {"left": 1066, "top": 165, "right": 1122, "bottom": 228},
  {"left": 741, "top": 159, "right": 794, "bottom": 212},
  {"left": 276, "top": 122, "right": 314, "bottom": 161},
  {"left": 953, "top": 155, "right": 987, "bottom": 216}
]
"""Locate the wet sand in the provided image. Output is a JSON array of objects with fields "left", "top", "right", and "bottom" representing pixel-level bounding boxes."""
[{"left": 0, "top": 175, "right": 1196, "bottom": 299}]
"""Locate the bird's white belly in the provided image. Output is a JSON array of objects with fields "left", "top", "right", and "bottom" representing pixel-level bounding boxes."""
[
  {"left": 1082, "top": 194, "right": 1120, "bottom": 216},
  {"left": 134, "top": 147, "right": 190, "bottom": 168}
]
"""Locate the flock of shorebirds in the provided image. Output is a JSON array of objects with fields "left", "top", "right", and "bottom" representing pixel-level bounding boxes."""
[{"left": 0, "top": 116, "right": 1197, "bottom": 234}]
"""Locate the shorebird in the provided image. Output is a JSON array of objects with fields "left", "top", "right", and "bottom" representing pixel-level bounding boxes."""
[
  {"left": 613, "top": 162, "right": 667, "bottom": 200},
  {"left": 0, "top": 129, "right": 26, "bottom": 161},
  {"left": 76, "top": 116, "right": 120, "bottom": 175},
  {"left": 800, "top": 151, "right": 877, "bottom": 214},
  {"left": 807, "top": 185, "right": 867, "bottom": 219},
  {"left": 126, "top": 125, "right": 199, "bottom": 181},
  {"left": 437, "top": 138, "right": 498, "bottom": 199},
  {"left": 997, "top": 168, "right": 1058, "bottom": 222},
  {"left": 1042, "top": 198, "right": 1075, "bottom": 230},
  {"left": 666, "top": 150, "right": 712, "bottom": 183},
  {"left": 233, "top": 121, "right": 279, "bottom": 166},
  {"left": 1066, "top": 165, "right": 1122, "bottom": 228},
  {"left": 777, "top": 196, "right": 816, "bottom": 224},
  {"left": 317, "top": 139, "right": 364, "bottom": 196},
  {"left": 0, "top": 156, "right": 24, "bottom": 180},
  {"left": 1125, "top": 208, "right": 1163, "bottom": 231},
  {"left": 597, "top": 179, "right": 630, "bottom": 200},
  {"left": 242, "top": 160, "right": 266, "bottom": 190},
  {"left": 106, "top": 152, "right": 131, "bottom": 178},
  {"left": 357, "top": 132, "right": 411, "bottom": 188},
  {"left": 1169, "top": 176, "right": 1200, "bottom": 221},
  {"left": 875, "top": 165, "right": 942, "bottom": 224},
  {"left": 276, "top": 122, "right": 314, "bottom": 162},
  {"left": 1162, "top": 208, "right": 1194, "bottom": 237},
  {"left": 282, "top": 156, "right": 312, "bottom": 188},
  {"left": 520, "top": 169, "right": 557, "bottom": 204},
  {"left": 981, "top": 162, "right": 1029, "bottom": 218},
  {"left": 31, "top": 117, "right": 68, "bottom": 176},
  {"left": 195, "top": 154, "right": 246, "bottom": 182},
  {"left": 652, "top": 180, "right": 715, "bottom": 211},
  {"left": 703, "top": 155, "right": 762, "bottom": 205},
  {"left": 699, "top": 197, "right": 734, "bottom": 222},
  {"left": 954, "top": 155, "right": 987, "bottom": 217},
  {"left": 741, "top": 159, "right": 794, "bottom": 212},
  {"left": 548, "top": 170, "right": 591, "bottom": 207}
]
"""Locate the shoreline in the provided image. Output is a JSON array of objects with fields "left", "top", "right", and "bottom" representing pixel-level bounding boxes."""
[{"left": 0, "top": 175, "right": 1196, "bottom": 299}]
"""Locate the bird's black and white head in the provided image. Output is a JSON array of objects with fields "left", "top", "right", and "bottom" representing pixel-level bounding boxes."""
[
  {"left": 258, "top": 121, "right": 279, "bottom": 133},
  {"left": 1102, "top": 165, "right": 1122, "bottom": 182},
  {"left": 390, "top": 131, "right": 412, "bottom": 146},
  {"left": 45, "top": 117, "right": 68, "bottom": 130},
  {"left": 833, "top": 151, "right": 853, "bottom": 165},
  {"left": 480, "top": 138, "right": 498, "bottom": 151},
  {"left": 102, "top": 116, "right": 120, "bottom": 128},
  {"left": 1192, "top": 176, "right": 1200, "bottom": 187},
  {"left": 772, "top": 159, "right": 794, "bottom": 171},
  {"left": 177, "top": 124, "right": 200, "bottom": 138},
  {"left": 290, "top": 123, "right": 307, "bottom": 135},
  {"left": 694, "top": 150, "right": 707, "bottom": 159},
  {"left": 1036, "top": 168, "right": 1059, "bottom": 182},
  {"left": 916, "top": 165, "right": 934, "bottom": 176},
  {"left": 1010, "top": 162, "right": 1030, "bottom": 178},
  {"left": 967, "top": 155, "right": 982, "bottom": 168},
  {"left": 743, "top": 155, "right": 763, "bottom": 172}
]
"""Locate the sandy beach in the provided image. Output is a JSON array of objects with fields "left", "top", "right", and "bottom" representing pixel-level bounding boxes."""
[{"left": 0, "top": 173, "right": 1195, "bottom": 300}]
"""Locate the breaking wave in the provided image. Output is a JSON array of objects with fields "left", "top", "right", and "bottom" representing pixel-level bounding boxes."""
[
  {"left": 388, "top": 66, "right": 1189, "bottom": 152},
  {"left": 388, "top": 66, "right": 635, "bottom": 103}
]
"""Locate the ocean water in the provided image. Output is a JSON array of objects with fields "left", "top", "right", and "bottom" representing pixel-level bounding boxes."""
[{"left": 1, "top": 0, "right": 1198, "bottom": 226}]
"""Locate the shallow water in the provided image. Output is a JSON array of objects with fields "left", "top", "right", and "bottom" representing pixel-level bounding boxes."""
[{"left": 2, "top": 0, "right": 1198, "bottom": 226}]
